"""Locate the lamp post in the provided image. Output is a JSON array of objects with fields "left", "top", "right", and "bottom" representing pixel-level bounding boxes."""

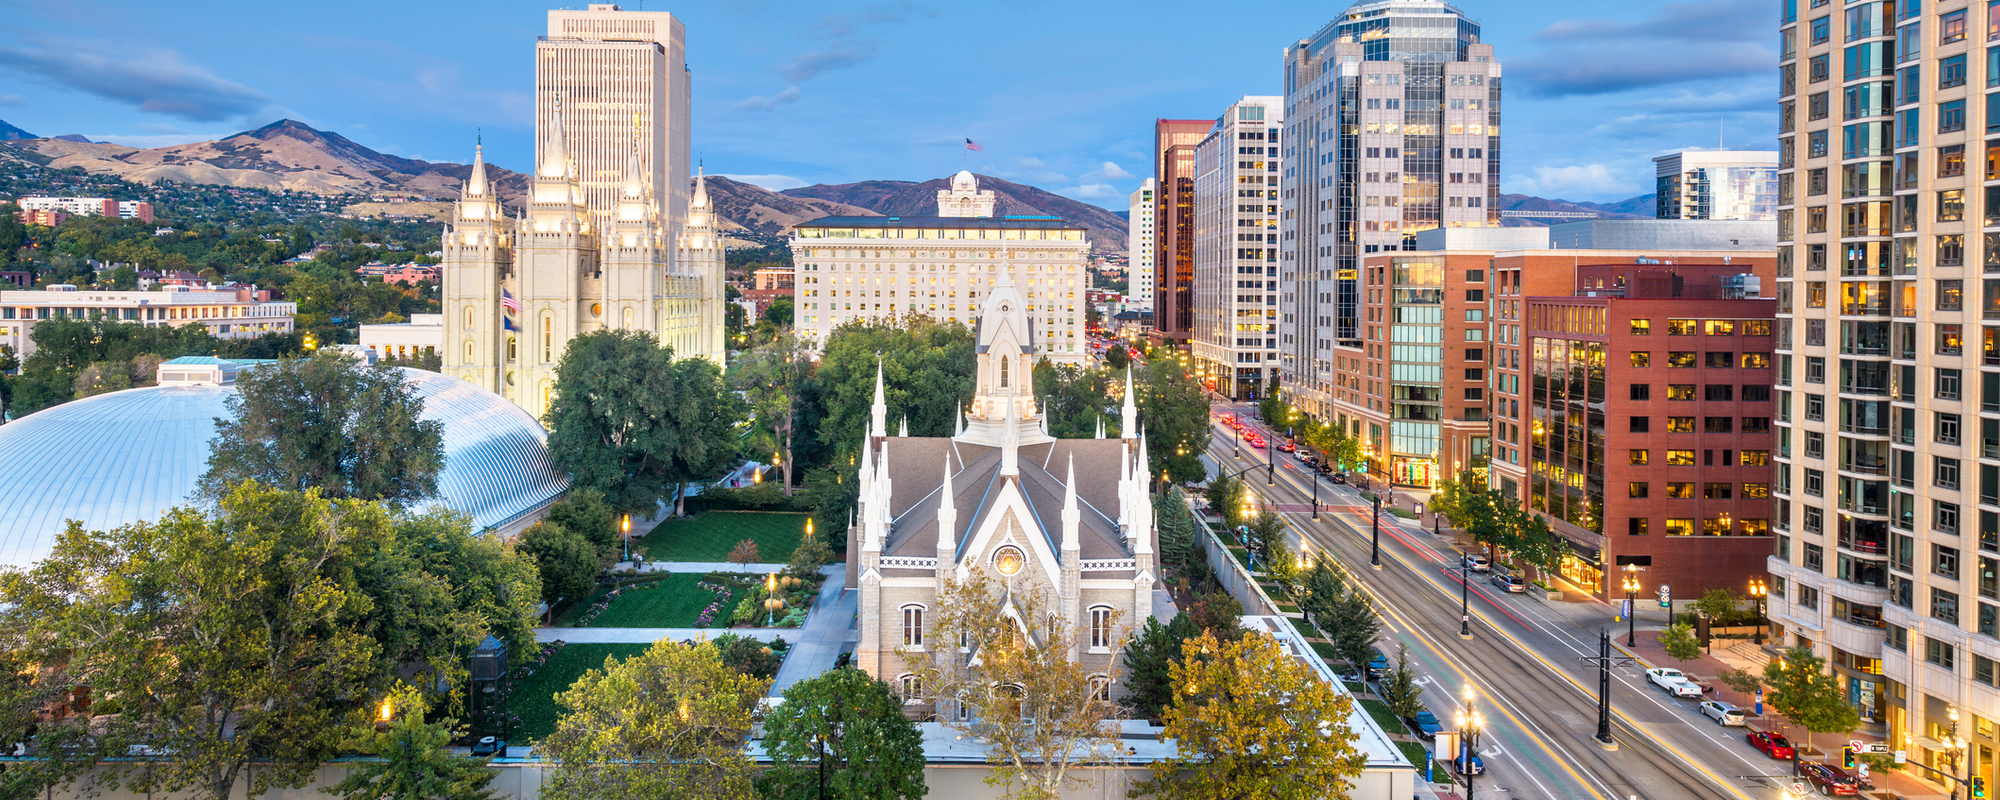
[
  {"left": 1621, "top": 565, "right": 1641, "bottom": 647},
  {"left": 1370, "top": 492, "right": 1383, "bottom": 570},
  {"left": 1947, "top": 706, "right": 1968, "bottom": 800},
  {"left": 1748, "top": 578, "right": 1768, "bottom": 645},
  {"left": 765, "top": 573, "right": 784, "bottom": 627},
  {"left": 1460, "top": 539, "right": 1473, "bottom": 639},
  {"left": 1311, "top": 464, "right": 1321, "bottom": 520},
  {"left": 1457, "top": 686, "right": 1484, "bottom": 800},
  {"left": 622, "top": 514, "right": 631, "bottom": 564}
]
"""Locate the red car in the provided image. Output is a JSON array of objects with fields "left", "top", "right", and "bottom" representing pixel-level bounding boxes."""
[
  {"left": 1801, "top": 763, "right": 1859, "bottom": 795},
  {"left": 1745, "top": 730, "right": 1795, "bottom": 760},
  {"left": 1278, "top": 441, "right": 1297, "bottom": 453}
]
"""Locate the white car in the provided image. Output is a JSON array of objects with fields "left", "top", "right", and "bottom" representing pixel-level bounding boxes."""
[
  {"left": 1699, "top": 700, "right": 1746, "bottom": 726},
  {"left": 1462, "top": 554, "right": 1490, "bottom": 572},
  {"left": 1647, "top": 667, "right": 1703, "bottom": 698}
]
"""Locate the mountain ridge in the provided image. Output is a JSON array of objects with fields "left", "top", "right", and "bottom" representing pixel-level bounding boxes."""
[
  {"left": 782, "top": 174, "right": 1131, "bottom": 253},
  {"left": 0, "top": 119, "right": 35, "bottom": 141}
]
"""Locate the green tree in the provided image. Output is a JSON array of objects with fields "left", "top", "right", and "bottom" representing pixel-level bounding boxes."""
[
  {"left": 756, "top": 667, "right": 928, "bottom": 800},
  {"left": 538, "top": 639, "right": 767, "bottom": 800},
  {"left": 543, "top": 488, "right": 618, "bottom": 568},
  {"left": 1380, "top": 643, "right": 1423, "bottom": 720},
  {"left": 330, "top": 684, "right": 497, "bottom": 800},
  {"left": 1204, "top": 473, "right": 1247, "bottom": 532},
  {"left": 810, "top": 315, "right": 977, "bottom": 466},
  {"left": 734, "top": 333, "right": 814, "bottom": 494},
  {"left": 713, "top": 634, "right": 783, "bottom": 680},
  {"left": 200, "top": 350, "right": 445, "bottom": 504},
  {"left": 658, "top": 355, "right": 744, "bottom": 516},
  {"left": 762, "top": 296, "right": 794, "bottom": 328},
  {"left": 1326, "top": 589, "right": 1382, "bottom": 674},
  {"left": 517, "top": 521, "right": 598, "bottom": 607},
  {"left": 545, "top": 330, "right": 738, "bottom": 517},
  {"left": 1299, "top": 559, "right": 1345, "bottom": 633},
  {"left": 1154, "top": 486, "right": 1201, "bottom": 573},
  {"left": 1659, "top": 622, "right": 1702, "bottom": 667},
  {"left": 1187, "top": 590, "right": 1246, "bottom": 643},
  {"left": 1247, "top": 509, "right": 1288, "bottom": 572},
  {"left": 1122, "top": 613, "right": 1203, "bottom": 721},
  {"left": 1105, "top": 343, "right": 1130, "bottom": 370},
  {"left": 1762, "top": 646, "right": 1861, "bottom": 758},
  {"left": 1032, "top": 359, "right": 1113, "bottom": 438},
  {"left": 1137, "top": 354, "right": 1210, "bottom": 483},
  {"left": 1692, "top": 588, "right": 1742, "bottom": 623},
  {"left": 1137, "top": 631, "right": 1367, "bottom": 800}
]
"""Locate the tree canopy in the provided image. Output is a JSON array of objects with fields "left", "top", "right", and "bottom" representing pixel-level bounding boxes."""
[
  {"left": 1033, "top": 360, "right": 1115, "bottom": 438},
  {"left": 1136, "top": 352, "right": 1209, "bottom": 484},
  {"left": 756, "top": 667, "right": 928, "bottom": 800}
]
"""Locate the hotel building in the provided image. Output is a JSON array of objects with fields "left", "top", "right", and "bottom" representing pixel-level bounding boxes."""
[{"left": 0, "top": 286, "right": 296, "bottom": 361}]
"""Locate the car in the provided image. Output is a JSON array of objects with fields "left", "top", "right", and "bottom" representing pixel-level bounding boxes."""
[
  {"left": 1302, "top": 454, "right": 1318, "bottom": 465},
  {"left": 1646, "top": 667, "right": 1703, "bottom": 698},
  {"left": 1461, "top": 554, "right": 1491, "bottom": 572},
  {"left": 1801, "top": 762, "right": 1860, "bottom": 796},
  {"left": 1334, "top": 668, "right": 1365, "bottom": 683},
  {"left": 1745, "top": 730, "right": 1795, "bottom": 760},
  {"left": 1699, "top": 700, "right": 1746, "bottom": 726},
  {"left": 1318, "top": 462, "right": 1335, "bottom": 474},
  {"left": 1489, "top": 573, "right": 1527, "bottom": 593},
  {"left": 1451, "top": 752, "right": 1486, "bottom": 775},
  {"left": 1366, "top": 649, "right": 1390, "bottom": 679},
  {"left": 1404, "top": 710, "right": 1442, "bottom": 740},
  {"left": 1278, "top": 441, "right": 1297, "bottom": 453},
  {"left": 1331, "top": 472, "right": 1348, "bottom": 484}
]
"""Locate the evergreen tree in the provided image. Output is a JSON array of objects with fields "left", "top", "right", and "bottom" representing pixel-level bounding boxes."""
[
  {"left": 1122, "top": 613, "right": 1202, "bottom": 720},
  {"left": 517, "top": 521, "right": 598, "bottom": 606}
]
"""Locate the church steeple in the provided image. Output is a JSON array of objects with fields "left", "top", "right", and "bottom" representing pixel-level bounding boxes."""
[
  {"left": 870, "top": 358, "right": 888, "bottom": 438},
  {"left": 540, "top": 93, "right": 572, "bottom": 180},
  {"left": 954, "top": 266, "right": 1053, "bottom": 449},
  {"left": 467, "top": 142, "right": 489, "bottom": 198}
]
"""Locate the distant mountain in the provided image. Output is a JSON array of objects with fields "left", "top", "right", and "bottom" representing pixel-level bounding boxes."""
[
  {"left": 0, "top": 119, "right": 529, "bottom": 204},
  {"left": 783, "top": 174, "right": 1130, "bottom": 253},
  {"left": 1496, "top": 193, "right": 1655, "bottom": 226},
  {"left": 0, "top": 119, "right": 35, "bottom": 141},
  {"left": 702, "top": 176, "right": 880, "bottom": 241},
  {"left": 50, "top": 134, "right": 92, "bottom": 143}
]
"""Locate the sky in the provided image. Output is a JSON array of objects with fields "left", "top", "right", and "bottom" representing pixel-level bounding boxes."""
[{"left": 0, "top": 0, "right": 1776, "bottom": 209}]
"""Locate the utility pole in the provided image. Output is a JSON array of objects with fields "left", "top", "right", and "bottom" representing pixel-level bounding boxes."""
[{"left": 1576, "top": 629, "right": 1635, "bottom": 750}]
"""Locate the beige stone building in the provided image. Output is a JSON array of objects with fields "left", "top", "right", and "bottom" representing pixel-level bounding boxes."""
[{"left": 849, "top": 276, "right": 1159, "bottom": 697}]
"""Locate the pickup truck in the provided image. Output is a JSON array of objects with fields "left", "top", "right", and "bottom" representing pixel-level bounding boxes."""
[{"left": 1646, "top": 667, "right": 1704, "bottom": 698}]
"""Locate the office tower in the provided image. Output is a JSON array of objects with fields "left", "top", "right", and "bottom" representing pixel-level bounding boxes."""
[
  {"left": 1279, "top": 0, "right": 1500, "bottom": 422},
  {"left": 1655, "top": 150, "right": 1781, "bottom": 221},
  {"left": 1128, "top": 178, "right": 1157, "bottom": 311},
  {"left": 1153, "top": 119, "right": 1210, "bottom": 346},
  {"left": 537, "top": 4, "right": 689, "bottom": 235},
  {"left": 1768, "top": 0, "right": 1995, "bottom": 748},
  {"left": 1192, "top": 97, "right": 1283, "bottom": 400},
  {"left": 789, "top": 172, "right": 1091, "bottom": 364}
]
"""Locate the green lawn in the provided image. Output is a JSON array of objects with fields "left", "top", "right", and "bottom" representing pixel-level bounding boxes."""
[
  {"left": 575, "top": 574, "right": 734, "bottom": 628},
  {"left": 635, "top": 511, "right": 809, "bottom": 563},
  {"left": 1394, "top": 740, "right": 1452, "bottom": 780},
  {"left": 1358, "top": 697, "right": 1404, "bottom": 736},
  {"left": 505, "top": 643, "right": 651, "bottom": 742}
]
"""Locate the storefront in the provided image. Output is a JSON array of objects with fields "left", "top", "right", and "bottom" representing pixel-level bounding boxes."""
[
  {"left": 1390, "top": 455, "right": 1437, "bottom": 488},
  {"left": 1560, "top": 552, "right": 1603, "bottom": 596}
]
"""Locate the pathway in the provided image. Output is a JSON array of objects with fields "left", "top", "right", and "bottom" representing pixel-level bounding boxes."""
[
  {"left": 769, "top": 565, "right": 855, "bottom": 696},
  {"left": 535, "top": 627, "right": 795, "bottom": 644},
  {"left": 614, "top": 560, "right": 787, "bottom": 575}
]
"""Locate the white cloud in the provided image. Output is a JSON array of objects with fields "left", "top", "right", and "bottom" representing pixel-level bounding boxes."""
[
  {"left": 0, "top": 94, "right": 21, "bottom": 106},
  {"left": 1100, "top": 161, "right": 1131, "bottom": 180},
  {"left": 720, "top": 173, "right": 809, "bottom": 191},
  {"left": 1513, "top": 164, "right": 1636, "bottom": 198},
  {"left": 735, "top": 86, "right": 802, "bottom": 112},
  {"left": 0, "top": 33, "right": 272, "bottom": 122},
  {"left": 1069, "top": 183, "right": 1118, "bottom": 199}
]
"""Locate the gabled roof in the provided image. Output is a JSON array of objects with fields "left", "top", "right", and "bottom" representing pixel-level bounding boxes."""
[{"left": 879, "top": 437, "right": 1129, "bottom": 564}]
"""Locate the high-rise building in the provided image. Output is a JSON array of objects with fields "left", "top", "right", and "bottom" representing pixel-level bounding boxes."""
[
  {"left": 537, "top": 4, "right": 690, "bottom": 235},
  {"left": 1279, "top": 0, "right": 1500, "bottom": 422},
  {"left": 789, "top": 172, "right": 1091, "bottom": 364},
  {"left": 1192, "top": 97, "right": 1283, "bottom": 400},
  {"left": 1127, "top": 178, "right": 1156, "bottom": 312},
  {"left": 1152, "top": 120, "right": 1210, "bottom": 346},
  {"left": 1768, "top": 0, "right": 1994, "bottom": 750},
  {"left": 1654, "top": 150, "right": 1780, "bottom": 221}
]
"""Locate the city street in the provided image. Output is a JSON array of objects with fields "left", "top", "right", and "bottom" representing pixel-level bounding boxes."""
[{"left": 1204, "top": 407, "right": 1802, "bottom": 800}]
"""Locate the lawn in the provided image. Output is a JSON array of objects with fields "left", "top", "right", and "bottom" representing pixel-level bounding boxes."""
[
  {"left": 549, "top": 574, "right": 735, "bottom": 628},
  {"left": 1394, "top": 740, "right": 1452, "bottom": 782},
  {"left": 635, "top": 511, "right": 809, "bottom": 563},
  {"left": 1357, "top": 697, "right": 1404, "bottom": 737},
  {"left": 505, "top": 643, "right": 651, "bottom": 742}
]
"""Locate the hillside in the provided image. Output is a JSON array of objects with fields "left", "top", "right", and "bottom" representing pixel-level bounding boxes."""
[
  {"left": 1496, "top": 193, "right": 1655, "bottom": 226},
  {"left": 783, "top": 174, "right": 1130, "bottom": 254},
  {"left": 701, "top": 176, "right": 880, "bottom": 242},
  {"left": 0, "top": 119, "right": 34, "bottom": 141}
]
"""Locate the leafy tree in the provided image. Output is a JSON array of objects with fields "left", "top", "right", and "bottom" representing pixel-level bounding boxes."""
[
  {"left": 72, "top": 360, "right": 132, "bottom": 398},
  {"left": 1137, "top": 631, "right": 1367, "bottom": 800},
  {"left": 713, "top": 634, "right": 783, "bottom": 681},
  {"left": 1762, "top": 646, "right": 1861, "bottom": 758},
  {"left": 538, "top": 639, "right": 767, "bottom": 800},
  {"left": 330, "top": 684, "right": 497, "bottom": 800},
  {"left": 1122, "top": 613, "right": 1202, "bottom": 721},
  {"left": 544, "top": 488, "right": 618, "bottom": 567},
  {"left": 1032, "top": 359, "right": 1113, "bottom": 438},
  {"left": 1187, "top": 590, "right": 1245, "bottom": 642},
  {"left": 762, "top": 296, "right": 794, "bottom": 328},
  {"left": 811, "top": 315, "right": 976, "bottom": 467},
  {"left": 898, "top": 568, "right": 1125, "bottom": 800},
  {"left": 545, "top": 330, "right": 741, "bottom": 517},
  {"left": 659, "top": 355, "right": 744, "bottom": 516},
  {"left": 1204, "top": 473, "right": 1247, "bottom": 532},
  {"left": 756, "top": 667, "right": 928, "bottom": 800},
  {"left": 360, "top": 507, "right": 541, "bottom": 706},
  {"left": 735, "top": 333, "right": 814, "bottom": 494},
  {"left": 1299, "top": 559, "right": 1345, "bottom": 633},
  {"left": 727, "top": 538, "right": 761, "bottom": 566},
  {"left": 517, "top": 521, "right": 598, "bottom": 606},
  {"left": 0, "top": 649, "right": 102, "bottom": 800},
  {"left": 784, "top": 527, "right": 836, "bottom": 577},
  {"left": 1257, "top": 392, "right": 1287, "bottom": 430},
  {"left": 1137, "top": 353, "right": 1210, "bottom": 484},
  {"left": 1326, "top": 589, "right": 1382, "bottom": 674},
  {"left": 1659, "top": 622, "right": 1702, "bottom": 667},
  {"left": 1247, "top": 509, "right": 1288, "bottom": 572},
  {"left": 1380, "top": 643, "right": 1424, "bottom": 720},
  {"left": 200, "top": 350, "right": 445, "bottom": 505},
  {"left": 1105, "top": 343, "right": 1130, "bottom": 370},
  {"left": 1692, "top": 588, "right": 1742, "bottom": 623}
]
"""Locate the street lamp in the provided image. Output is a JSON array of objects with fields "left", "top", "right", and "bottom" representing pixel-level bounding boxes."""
[
  {"left": 765, "top": 573, "right": 785, "bottom": 627},
  {"left": 622, "top": 514, "right": 632, "bottom": 564},
  {"left": 1460, "top": 538, "right": 1473, "bottom": 639},
  {"left": 1457, "top": 686, "right": 1484, "bottom": 800},
  {"left": 1370, "top": 491, "right": 1383, "bottom": 570},
  {"left": 1621, "top": 565, "right": 1641, "bottom": 647},
  {"left": 1748, "top": 578, "right": 1768, "bottom": 646}
]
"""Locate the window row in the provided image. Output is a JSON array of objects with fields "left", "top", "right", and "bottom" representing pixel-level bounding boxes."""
[
  {"left": 1629, "top": 352, "right": 1774, "bottom": 369},
  {"left": 1627, "top": 384, "right": 1774, "bottom": 401},
  {"left": 1627, "top": 482, "right": 1771, "bottom": 498},
  {"left": 1628, "top": 319, "right": 1773, "bottom": 336},
  {"left": 1627, "top": 416, "right": 1774, "bottom": 433},
  {"left": 1629, "top": 449, "right": 1773, "bottom": 465}
]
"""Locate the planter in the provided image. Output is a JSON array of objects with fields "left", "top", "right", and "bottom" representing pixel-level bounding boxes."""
[{"left": 1544, "top": 589, "right": 1563, "bottom": 600}]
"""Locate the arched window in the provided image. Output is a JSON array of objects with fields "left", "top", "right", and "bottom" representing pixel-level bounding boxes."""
[
  {"left": 897, "top": 673, "right": 922, "bottom": 700},
  {"left": 623, "top": 307, "right": 633, "bottom": 328},
  {"left": 902, "top": 604, "right": 925, "bottom": 647},
  {"left": 999, "top": 355, "right": 1008, "bottom": 388},
  {"left": 1089, "top": 606, "right": 1115, "bottom": 650},
  {"left": 463, "top": 305, "right": 475, "bottom": 329},
  {"left": 540, "top": 382, "right": 552, "bottom": 411},
  {"left": 1087, "top": 674, "right": 1112, "bottom": 703},
  {"left": 506, "top": 337, "right": 516, "bottom": 361},
  {"left": 541, "top": 314, "right": 553, "bottom": 362},
  {"left": 462, "top": 340, "right": 474, "bottom": 363}
]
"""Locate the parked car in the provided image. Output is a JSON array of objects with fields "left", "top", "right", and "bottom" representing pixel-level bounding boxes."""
[
  {"left": 1801, "top": 763, "right": 1861, "bottom": 796},
  {"left": 1699, "top": 700, "right": 1746, "bottom": 726},
  {"left": 1452, "top": 752, "right": 1486, "bottom": 775},
  {"left": 1461, "top": 554, "right": 1491, "bottom": 572},
  {"left": 1404, "top": 710, "right": 1442, "bottom": 740},
  {"left": 1366, "top": 649, "right": 1390, "bottom": 679},
  {"left": 1745, "top": 730, "right": 1795, "bottom": 759},
  {"left": 1489, "top": 573, "right": 1527, "bottom": 593},
  {"left": 1646, "top": 667, "right": 1703, "bottom": 698},
  {"left": 1331, "top": 472, "right": 1348, "bottom": 484},
  {"left": 1317, "top": 462, "right": 1335, "bottom": 474}
]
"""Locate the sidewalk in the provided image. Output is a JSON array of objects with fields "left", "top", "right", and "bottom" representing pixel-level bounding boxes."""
[
  {"left": 535, "top": 627, "right": 793, "bottom": 643},
  {"left": 768, "top": 564, "right": 854, "bottom": 696},
  {"left": 613, "top": 560, "right": 787, "bottom": 575}
]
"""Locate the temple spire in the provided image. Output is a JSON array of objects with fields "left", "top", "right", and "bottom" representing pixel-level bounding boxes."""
[
  {"left": 620, "top": 113, "right": 645, "bottom": 200},
  {"left": 1120, "top": 366, "right": 1137, "bottom": 438},
  {"left": 870, "top": 358, "right": 888, "bottom": 438},
  {"left": 540, "top": 92, "right": 572, "bottom": 179},
  {"left": 467, "top": 143, "right": 489, "bottom": 197}
]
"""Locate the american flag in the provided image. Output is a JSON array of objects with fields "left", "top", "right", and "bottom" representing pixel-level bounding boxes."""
[
  {"left": 500, "top": 289, "right": 520, "bottom": 313},
  {"left": 965, "top": 137, "right": 982, "bottom": 152}
]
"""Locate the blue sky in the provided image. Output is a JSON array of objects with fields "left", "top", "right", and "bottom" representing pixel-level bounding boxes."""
[{"left": 0, "top": 0, "right": 1775, "bottom": 208}]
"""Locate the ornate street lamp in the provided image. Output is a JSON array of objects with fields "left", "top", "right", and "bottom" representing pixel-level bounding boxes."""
[
  {"left": 1621, "top": 565, "right": 1641, "bottom": 647},
  {"left": 1457, "top": 686, "right": 1484, "bottom": 800},
  {"left": 1748, "top": 578, "right": 1768, "bottom": 645}
]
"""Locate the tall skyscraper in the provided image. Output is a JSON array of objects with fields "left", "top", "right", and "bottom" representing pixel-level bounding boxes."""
[
  {"left": 1279, "top": 0, "right": 1500, "bottom": 421},
  {"left": 1153, "top": 119, "right": 1210, "bottom": 346},
  {"left": 1127, "top": 178, "right": 1156, "bottom": 311},
  {"left": 1767, "top": 0, "right": 1986, "bottom": 752},
  {"left": 1192, "top": 97, "right": 1283, "bottom": 400},
  {"left": 538, "top": 4, "right": 690, "bottom": 235},
  {"left": 1654, "top": 150, "right": 1780, "bottom": 221}
]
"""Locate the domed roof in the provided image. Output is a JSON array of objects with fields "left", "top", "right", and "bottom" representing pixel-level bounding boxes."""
[
  {"left": 951, "top": 169, "right": 977, "bottom": 191},
  {"left": 0, "top": 369, "right": 568, "bottom": 569}
]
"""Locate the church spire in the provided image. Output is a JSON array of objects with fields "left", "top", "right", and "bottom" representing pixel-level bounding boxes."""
[
  {"left": 1120, "top": 366, "right": 1137, "bottom": 439},
  {"left": 620, "top": 113, "right": 645, "bottom": 200},
  {"left": 870, "top": 358, "right": 888, "bottom": 438},
  {"left": 936, "top": 452, "right": 956, "bottom": 551},
  {"left": 1061, "top": 452, "right": 1080, "bottom": 552},
  {"left": 540, "top": 92, "right": 572, "bottom": 179},
  {"left": 692, "top": 163, "right": 711, "bottom": 209},
  {"left": 467, "top": 142, "right": 489, "bottom": 197}
]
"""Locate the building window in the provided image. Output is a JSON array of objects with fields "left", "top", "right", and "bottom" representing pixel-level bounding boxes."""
[
  {"left": 898, "top": 674, "right": 922, "bottom": 699},
  {"left": 1631, "top": 384, "right": 1651, "bottom": 400},
  {"left": 1629, "top": 482, "right": 1650, "bottom": 498},
  {"left": 1666, "top": 449, "right": 1696, "bottom": 465},
  {"left": 1629, "top": 518, "right": 1649, "bottom": 535},
  {"left": 1630, "top": 449, "right": 1650, "bottom": 465},
  {"left": 1631, "top": 417, "right": 1652, "bottom": 433},
  {"left": 1936, "top": 544, "right": 1962, "bottom": 579},
  {"left": 1668, "top": 383, "right": 1697, "bottom": 400},
  {"left": 1090, "top": 606, "right": 1114, "bottom": 650},
  {"left": 1934, "top": 588, "right": 1963, "bottom": 625},
  {"left": 1667, "top": 482, "right": 1695, "bottom": 499},
  {"left": 1631, "top": 352, "right": 1652, "bottom": 367},
  {"left": 902, "top": 605, "right": 924, "bottom": 647},
  {"left": 1665, "top": 519, "right": 1695, "bottom": 536}
]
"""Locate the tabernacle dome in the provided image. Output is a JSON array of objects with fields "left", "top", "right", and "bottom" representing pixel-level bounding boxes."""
[{"left": 0, "top": 359, "right": 568, "bottom": 570}]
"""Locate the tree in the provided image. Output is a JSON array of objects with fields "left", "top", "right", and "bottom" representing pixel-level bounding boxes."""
[
  {"left": 714, "top": 634, "right": 783, "bottom": 681},
  {"left": 1033, "top": 359, "right": 1114, "bottom": 438},
  {"left": 1187, "top": 590, "right": 1245, "bottom": 642},
  {"left": 538, "top": 639, "right": 767, "bottom": 800},
  {"left": 544, "top": 488, "right": 618, "bottom": 568},
  {"left": 330, "top": 684, "right": 497, "bottom": 800},
  {"left": 1326, "top": 589, "right": 1382, "bottom": 674},
  {"left": 1380, "top": 643, "right": 1424, "bottom": 720},
  {"left": 810, "top": 315, "right": 977, "bottom": 469},
  {"left": 1136, "top": 631, "right": 1367, "bottom": 800},
  {"left": 1137, "top": 354, "right": 1210, "bottom": 483},
  {"left": 898, "top": 569, "right": 1126, "bottom": 800},
  {"left": 659, "top": 355, "right": 745, "bottom": 517},
  {"left": 545, "top": 330, "right": 741, "bottom": 517},
  {"left": 1105, "top": 343, "right": 1130, "bottom": 370},
  {"left": 785, "top": 528, "right": 836, "bottom": 577},
  {"left": 1762, "top": 647, "right": 1861, "bottom": 758},
  {"left": 1692, "top": 588, "right": 1742, "bottom": 623},
  {"left": 200, "top": 349, "right": 445, "bottom": 505},
  {"left": 756, "top": 667, "right": 928, "bottom": 800},
  {"left": 72, "top": 360, "right": 132, "bottom": 398},
  {"left": 1122, "top": 613, "right": 1202, "bottom": 721},
  {"left": 1299, "top": 558, "right": 1345, "bottom": 632},
  {"left": 1247, "top": 509, "right": 1289, "bottom": 574},
  {"left": 1204, "top": 473, "right": 1247, "bottom": 532},
  {"left": 1154, "top": 486, "right": 1201, "bottom": 573},
  {"left": 1659, "top": 622, "right": 1702, "bottom": 667},
  {"left": 727, "top": 538, "right": 761, "bottom": 567},
  {"left": 735, "top": 333, "right": 814, "bottom": 494},
  {"left": 518, "top": 521, "right": 599, "bottom": 606}
]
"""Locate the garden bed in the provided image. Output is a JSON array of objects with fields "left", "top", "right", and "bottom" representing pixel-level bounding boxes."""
[{"left": 634, "top": 511, "right": 809, "bottom": 563}]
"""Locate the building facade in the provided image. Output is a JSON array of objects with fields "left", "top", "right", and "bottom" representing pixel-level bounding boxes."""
[
  {"left": 0, "top": 286, "right": 295, "bottom": 362},
  {"left": 1653, "top": 150, "right": 1779, "bottom": 221},
  {"left": 1769, "top": 0, "right": 2000, "bottom": 761},
  {"left": 537, "top": 4, "right": 689, "bottom": 236},
  {"left": 1152, "top": 120, "right": 1210, "bottom": 346},
  {"left": 1341, "top": 250, "right": 1494, "bottom": 488},
  {"left": 1192, "top": 97, "right": 1283, "bottom": 401},
  {"left": 360, "top": 313, "right": 445, "bottom": 362},
  {"left": 1280, "top": 0, "right": 1501, "bottom": 423},
  {"left": 17, "top": 197, "right": 153, "bottom": 222},
  {"left": 789, "top": 172, "right": 1091, "bottom": 364},
  {"left": 1126, "top": 178, "right": 1156, "bottom": 312}
]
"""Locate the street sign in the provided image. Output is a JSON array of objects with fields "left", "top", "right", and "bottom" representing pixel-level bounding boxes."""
[
  {"left": 1792, "top": 782, "right": 1807, "bottom": 795},
  {"left": 1658, "top": 584, "right": 1672, "bottom": 608},
  {"left": 1895, "top": 749, "right": 1908, "bottom": 764},
  {"left": 1866, "top": 742, "right": 1891, "bottom": 754},
  {"left": 1849, "top": 740, "right": 1865, "bottom": 752}
]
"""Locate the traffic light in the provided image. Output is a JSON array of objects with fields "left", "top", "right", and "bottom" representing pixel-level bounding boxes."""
[
  {"left": 1843, "top": 746, "right": 1855, "bottom": 769},
  {"left": 1973, "top": 777, "right": 1986, "bottom": 799}
]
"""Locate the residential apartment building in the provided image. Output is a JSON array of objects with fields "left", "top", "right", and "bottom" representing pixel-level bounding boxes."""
[
  {"left": 1769, "top": 0, "right": 2000, "bottom": 759},
  {"left": 1280, "top": 0, "right": 1502, "bottom": 423},
  {"left": 1152, "top": 120, "right": 1210, "bottom": 346},
  {"left": 17, "top": 197, "right": 154, "bottom": 223},
  {"left": 1654, "top": 150, "right": 1780, "bottom": 221},
  {"left": 1192, "top": 97, "right": 1283, "bottom": 400},
  {"left": 789, "top": 171, "right": 1091, "bottom": 364},
  {"left": 1127, "top": 178, "right": 1157, "bottom": 312},
  {"left": 0, "top": 285, "right": 296, "bottom": 361}
]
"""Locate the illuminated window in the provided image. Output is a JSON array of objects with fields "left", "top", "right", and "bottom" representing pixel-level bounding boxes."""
[
  {"left": 1664, "top": 519, "right": 1696, "bottom": 536},
  {"left": 1666, "top": 450, "right": 1696, "bottom": 465}
]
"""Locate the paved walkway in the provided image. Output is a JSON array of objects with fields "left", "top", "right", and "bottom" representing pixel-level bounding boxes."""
[
  {"left": 535, "top": 627, "right": 795, "bottom": 644},
  {"left": 615, "top": 561, "right": 786, "bottom": 575},
  {"left": 769, "top": 565, "right": 854, "bottom": 696}
]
